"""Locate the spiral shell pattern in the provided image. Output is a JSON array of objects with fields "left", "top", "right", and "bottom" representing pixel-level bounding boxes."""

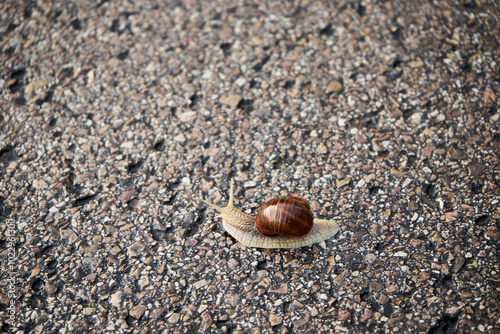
[{"left": 255, "top": 196, "right": 313, "bottom": 237}]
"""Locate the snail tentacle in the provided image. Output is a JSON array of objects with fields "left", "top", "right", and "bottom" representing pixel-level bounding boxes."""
[{"left": 198, "top": 179, "right": 235, "bottom": 213}]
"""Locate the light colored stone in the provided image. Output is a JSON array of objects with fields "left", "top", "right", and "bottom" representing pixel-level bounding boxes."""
[
  {"left": 409, "top": 112, "right": 422, "bottom": 124},
  {"left": 252, "top": 36, "right": 263, "bottom": 45},
  {"left": 121, "top": 141, "right": 134, "bottom": 149},
  {"left": 82, "top": 257, "right": 101, "bottom": 271},
  {"left": 269, "top": 314, "right": 283, "bottom": 326},
  {"left": 151, "top": 306, "right": 167, "bottom": 319},
  {"left": 317, "top": 143, "right": 328, "bottom": 154},
  {"left": 128, "top": 241, "right": 146, "bottom": 257},
  {"left": 25, "top": 79, "right": 48, "bottom": 94},
  {"left": 168, "top": 312, "right": 181, "bottom": 324},
  {"left": 75, "top": 171, "right": 96, "bottom": 184},
  {"left": 178, "top": 111, "right": 197, "bottom": 122},
  {"left": 194, "top": 279, "right": 209, "bottom": 289},
  {"left": 333, "top": 269, "right": 349, "bottom": 285},
  {"left": 60, "top": 229, "right": 78, "bottom": 244},
  {"left": 270, "top": 283, "right": 288, "bottom": 294},
  {"left": 201, "top": 313, "right": 213, "bottom": 331},
  {"left": 84, "top": 307, "right": 96, "bottom": 315},
  {"left": 221, "top": 93, "right": 242, "bottom": 107},
  {"left": 326, "top": 80, "right": 343, "bottom": 94},
  {"left": 109, "top": 291, "right": 123, "bottom": 308},
  {"left": 293, "top": 313, "right": 310, "bottom": 328},
  {"left": 174, "top": 133, "right": 186, "bottom": 142},
  {"left": 32, "top": 179, "right": 48, "bottom": 190},
  {"left": 31, "top": 267, "right": 41, "bottom": 277},
  {"left": 130, "top": 304, "right": 147, "bottom": 319},
  {"left": 225, "top": 293, "right": 240, "bottom": 307},
  {"left": 445, "top": 211, "right": 458, "bottom": 222},
  {"left": 338, "top": 309, "right": 351, "bottom": 321},
  {"left": 336, "top": 179, "right": 351, "bottom": 188},
  {"left": 409, "top": 58, "right": 424, "bottom": 68}
]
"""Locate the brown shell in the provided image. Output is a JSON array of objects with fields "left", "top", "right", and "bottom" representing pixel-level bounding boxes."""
[{"left": 255, "top": 196, "right": 313, "bottom": 237}]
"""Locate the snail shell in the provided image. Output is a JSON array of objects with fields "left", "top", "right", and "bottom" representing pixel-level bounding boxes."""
[
  {"left": 256, "top": 196, "right": 313, "bottom": 237},
  {"left": 200, "top": 179, "right": 340, "bottom": 249}
]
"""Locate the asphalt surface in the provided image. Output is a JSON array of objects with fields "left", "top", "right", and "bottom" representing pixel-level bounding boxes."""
[{"left": 1, "top": 0, "right": 499, "bottom": 333}]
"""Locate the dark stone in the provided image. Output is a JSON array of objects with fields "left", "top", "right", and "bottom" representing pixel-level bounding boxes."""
[
  {"left": 429, "top": 313, "right": 459, "bottom": 334},
  {"left": 283, "top": 80, "right": 295, "bottom": 89},
  {"left": 12, "top": 95, "right": 27, "bottom": 105},
  {"left": 474, "top": 215, "right": 490, "bottom": 226},
  {"left": 116, "top": 50, "right": 129, "bottom": 60},
  {"left": 34, "top": 89, "right": 54, "bottom": 106},
  {"left": 73, "top": 193, "right": 98, "bottom": 206},
  {"left": 162, "top": 193, "right": 177, "bottom": 206},
  {"left": 452, "top": 256, "right": 466, "bottom": 274},
  {"left": 153, "top": 139, "right": 165, "bottom": 151},
  {"left": 383, "top": 303, "right": 394, "bottom": 317},
  {"left": 151, "top": 228, "right": 168, "bottom": 241},
  {"left": 470, "top": 182, "right": 483, "bottom": 194},
  {"left": 0, "top": 197, "right": 12, "bottom": 217},
  {"left": 0, "top": 145, "right": 20, "bottom": 163},
  {"left": 71, "top": 18, "right": 82, "bottom": 30},
  {"left": 127, "top": 198, "right": 140, "bottom": 209},
  {"left": 189, "top": 93, "right": 202, "bottom": 108},
  {"left": 369, "top": 281, "right": 384, "bottom": 292},
  {"left": 220, "top": 43, "right": 232, "bottom": 56},
  {"left": 357, "top": 3, "right": 367, "bottom": 16},
  {"left": 32, "top": 278, "right": 44, "bottom": 292},
  {"left": 127, "top": 159, "right": 144, "bottom": 173},
  {"left": 370, "top": 298, "right": 382, "bottom": 311},
  {"left": 448, "top": 146, "right": 467, "bottom": 160},
  {"left": 424, "top": 183, "right": 438, "bottom": 198},
  {"left": 126, "top": 315, "right": 137, "bottom": 326},
  {"left": 46, "top": 259, "right": 58, "bottom": 270},
  {"left": 319, "top": 23, "right": 334, "bottom": 36}
]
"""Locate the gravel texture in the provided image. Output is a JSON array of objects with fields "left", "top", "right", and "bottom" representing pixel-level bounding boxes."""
[{"left": 1, "top": 0, "right": 499, "bottom": 333}]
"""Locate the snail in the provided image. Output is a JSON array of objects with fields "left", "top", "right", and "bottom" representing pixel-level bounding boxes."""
[{"left": 199, "top": 179, "right": 340, "bottom": 249}]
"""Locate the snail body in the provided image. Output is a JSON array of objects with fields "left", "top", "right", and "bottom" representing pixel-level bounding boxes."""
[{"left": 200, "top": 180, "right": 340, "bottom": 249}]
